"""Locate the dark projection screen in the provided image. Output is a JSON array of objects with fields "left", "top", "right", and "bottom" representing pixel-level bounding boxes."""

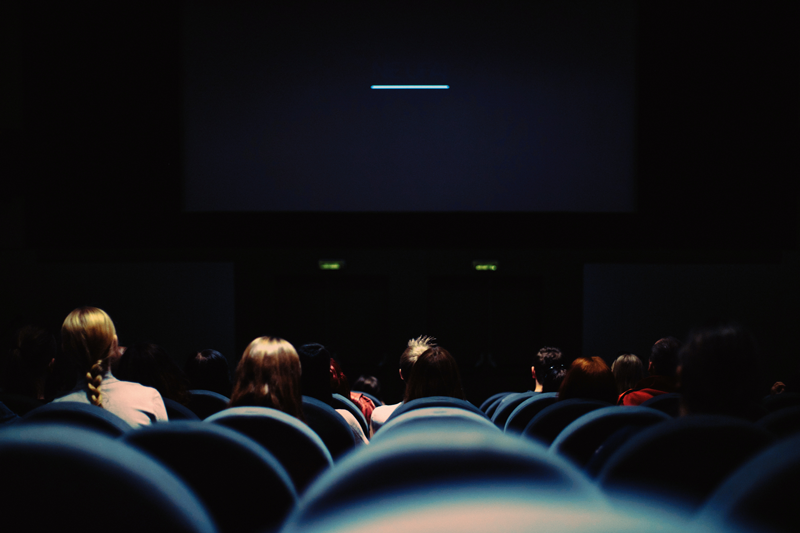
[{"left": 182, "top": 1, "right": 636, "bottom": 213}]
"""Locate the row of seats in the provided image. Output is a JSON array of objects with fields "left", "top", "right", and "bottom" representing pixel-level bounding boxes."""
[{"left": 3, "top": 393, "right": 799, "bottom": 533}]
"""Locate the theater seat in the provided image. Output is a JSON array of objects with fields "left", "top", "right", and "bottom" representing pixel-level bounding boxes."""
[
  {"left": 522, "top": 399, "right": 611, "bottom": 446},
  {"left": 480, "top": 391, "right": 512, "bottom": 413},
  {"left": 640, "top": 392, "right": 681, "bottom": 417},
  {"left": 385, "top": 396, "right": 486, "bottom": 423},
  {"left": 0, "top": 423, "right": 216, "bottom": 533},
  {"left": 301, "top": 396, "right": 358, "bottom": 460},
  {"left": 282, "top": 484, "right": 707, "bottom": 533},
  {"left": 330, "top": 392, "right": 369, "bottom": 436},
  {"left": 123, "top": 421, "right": 296, "bottom": 533},
  {"left": 503, "top": 392, "right": 559, "bottom": 434},
  {"left": 596, "top": 414, "right": 775, "bottom": 509},
  {"left": 757, "top": 405, "right": 800, "bottom": 440},
  {"left": 206, "top": 406, "right": 333, "bottom": 493},
  {"left": 282, "top": 424, "right": 604, "bottom": 532},
  {"left": 696, "top": 434, "right": 800, "bottom": 533},
  {"left": 164, "top": 398, "right": 201, "bottom": 420},
  {"left": 352, "top": 390, "right": 382, "bottom": 407},
  {"left": 187, "top": 389, "right": 230, "bottom": 420},
  {"left": 22, "top": 401, "right": 132, "bottom": 436},
  {"left": 491, "top": 391, "right": 538, "bottom": 429},
  {"left": 371, "top": 407, "right": 499, "bottom": 444},
  {"left": 549, "top": 406, "right": 671, "bottom": 469}
]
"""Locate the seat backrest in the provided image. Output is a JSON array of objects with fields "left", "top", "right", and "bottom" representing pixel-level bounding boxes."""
[
  {"left": 371, "top": 407, "right": 500, "bottom": 444},
  {"left": 491, "top": 391, "right": 538, "bottom": 428},
  {"left": 351, "top": 390, "right": 382, "bottom": 407},
  {"left": 640, "top": 392, "right": 681, "bottom": 417},
  {"left": 597, "top": 414, "right": 775, "bottom": 509},
  {"left": 756, "top": 405, "right": 800, "bottom": 440},
  {"left": 301, "top": 396, "right": 358, "bottom": 460},
  {"left": 696, "top": 434, "right": 800, "bottom": 533},
  {"left": 330, "top": 393, "right": 369, "bottom": 436},
  {"left": 283, "top": 425, "right": 603, "bottom": 531},
  {"left": 0, "top": 422, "right": 216, "bottom": 533},
  {"left": 187, "top": 389, "right": 230, "bottom": 420},
  {"left": 480, "top": 391, "right": 512, "bottom": 413},
  {"left": 523, "top": 398, "right": 611, "bottom": 446},
  {"left": 0, "top": 392, "right": 45, "bottom": 416},
  {"left": 761, "top": 392, "right": 800, "bottom": 413},
  {"left": 503, "top": 392, "right": 559, "bottom": 434},
  {"left": 22, "top": 401, "right": 132, "bottom": 436},
  {"left": 123, "top": 421, "right": 296, "bottom": 533},
  {"left": 549, "top": 405, "right": 671, "bottom": 469},
  {"left": 206, "top": 406, "right": 332, "bottom": 493},
  {"left": 164, "top": 398, "right": 201, "bottom": 421},
  {"left": 282, "top": 483, "right": 703, "bottom": 533},
  {"left": 385, "top": 396, "right": 486, "bottom": 424}
]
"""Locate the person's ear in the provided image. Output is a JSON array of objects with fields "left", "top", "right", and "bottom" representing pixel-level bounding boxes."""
[
  {"left": 531, "top": 366, "right": 536, "bottom": 380},
  {"left": 399, "top": 368, "right": 404, "bottom": 381},
  {"left": 648, "top": 361, "right": 654, "bottom": 374}
]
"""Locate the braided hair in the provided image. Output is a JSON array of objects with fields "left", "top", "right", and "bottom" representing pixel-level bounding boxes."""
[{"left": 61, "top": 307, "right": 118, "bottom": 408}]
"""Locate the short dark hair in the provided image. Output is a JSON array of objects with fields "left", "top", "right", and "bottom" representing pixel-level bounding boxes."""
[
  {"left": 116, "top": 343, "right": 191, "bottom": 405},
  {"left": 352, "top": 375, "right": 380, "bottom": 397},
  {"left": 533, "top": 347, "right": 563, "bottom": 381},
  {"left": 404, "top": 347, "right": 465, "bottom": 402},
  {"left": 184, "top": 349, "right": 231, "bottom": 397},
  {"left": 650, "top": 337, "right": 681, "bottom": 377},
  {"left": 297, "top": 343, "right": 333, "bottom": 403},
  {"left": 542, "top": 364, "right": 567, "bottom": 393}
]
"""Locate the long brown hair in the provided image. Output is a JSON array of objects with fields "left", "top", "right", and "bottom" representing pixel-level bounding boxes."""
[
  {"left": 61, "top": 306, "right": 118, "bottom": 407},
  {"left": 558, "top": 357, "right": 618, "bottom": 404},
  {"left": 229, "top": 337, "right": 304, "bottom": 420},
  {"left": 404, "top": 346, "right": 465, "bottom": 402}
]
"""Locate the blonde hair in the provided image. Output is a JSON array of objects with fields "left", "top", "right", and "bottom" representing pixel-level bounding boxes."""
[
  {"left": 611, "top": 353, "right": 645, "bottom": 394},
  {"left": 230, "top": 337, "right": 304, "bottom": 420},
  {"left": 61, "top": 307, "right": 118, "bottom": 407},
  {"left": 399, "top": 335, "right": 436, "bottom": 380}
]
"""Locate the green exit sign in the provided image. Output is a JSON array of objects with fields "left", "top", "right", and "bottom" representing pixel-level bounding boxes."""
[
  {"left": 319, "top": 260, "right": 345, "bottom": 270},
  {"left": 473, "top": 261, "right": 498, "bottom": 271}
]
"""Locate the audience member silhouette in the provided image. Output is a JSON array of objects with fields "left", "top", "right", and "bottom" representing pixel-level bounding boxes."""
[
  {"left": 0, "top": 325, "right": 56, "bottom": 414},
  {"left": 370, "top": 336, "right": 436, "bottom": 435},
  {"left": 679, "top": 324, "right": 765, "bottom": 420},
  {"left": 330, "top": 357, "right": 375, "bottom": 425},
  {"left": 114, "top": 342, "right": 191, "bottom": 405},
  {"left": 229, "top": 337, "right": 305, "bottom": 420},
  {"left": 404, "top": 346, "right": 466, "bottom": 402},
  {"left": 542, "top": 363, "right": 567, "bottom": 393},
  {"left": 611, "top": 353, "right": 645, "bottom": 396},
  {"left": 53, "top": 307, "right": 167, "bottom": 427},
  {"left": 618, "top": 337, "right": 681, "bottom": 406},
  {"left": 185, "top": 349, "right": 232, "bottom": 397},
  {"left": 352, "top": 375, "right": 381, "bottom": 400},
  {"left": 298, "top": 343, "right": 368, "bottom": 444},
  {"left": 532, "top": 346, "right": 564, "bottom": 392},
  {"left": 558, "top": 357, "right": 618, "bottom": 404}
]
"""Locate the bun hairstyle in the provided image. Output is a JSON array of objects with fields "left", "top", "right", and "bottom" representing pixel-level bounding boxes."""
[{"left": 61, "top": 307, "right": 118, "bottom": 407}]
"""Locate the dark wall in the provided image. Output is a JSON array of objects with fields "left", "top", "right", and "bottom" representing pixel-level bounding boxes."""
[{"left": 2, "top": 2, "right": 798, "bottom": 405}]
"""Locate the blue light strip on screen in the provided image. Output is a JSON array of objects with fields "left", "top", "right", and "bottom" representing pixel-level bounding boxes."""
[{"left": 370, "top": 85, "right": 449, "bottom": 89}]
